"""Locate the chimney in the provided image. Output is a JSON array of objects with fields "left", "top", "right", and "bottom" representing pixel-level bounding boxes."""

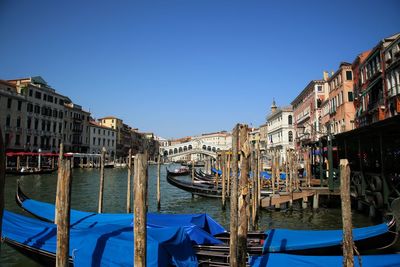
[{"left": 323, "top": 71, "right": 329, "bottom": 81}]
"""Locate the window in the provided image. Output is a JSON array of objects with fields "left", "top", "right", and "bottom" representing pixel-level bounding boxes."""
[
  {"left": 17, "top": 101, "right": 22, "bottom": 111},
  {"left": 15, "top": 134, "right": 20, "bottom": 145},
  {"left": 6, "top": 115, "right": 11, "bottom": 126},
  {"left": 288, "top": 115, "right": 292, "bottom": 125},
  {"left": 47, "top": 95, "right": 53, "bottom": 102},
  {"left": 27, "top": 117, "right": 32, "bottom": 129},
  {"left": 27, "top": 103, "right": 33, "bottom": 112},
  {"left": 5, "top": 133, "right": 9, "bottom": 147},
  {"left": 348, "top": 91, "right": 354, "bottom": 102},
  {"left": 34, "top": 136, "right": 38, "bottom": 146},
  {"left": 34, "top": 105, "right": 40, "bottom": 114},
  {"left": 317, "top": 85, "right": 322, "bottom": 92},
  {"left": 35, "top": 91, "right": 41, "bottom": 99},
  {"left": 29, "top": 90, "right": 33, "bottom": 97},
  {"left": 26, "top": 135, "right": 31, "bottom": 145},
  {"left": 34, "top": 119, "right": 39, "bottom": 130},
  {"left": 346, "top": 71, "right": 352, "bottom": 80},
  {"left": 53, "top": 109, "right": 58, "bottom": 117},
  {"left": 41, "top": 120, "right": 46, "bottom": 131},
  {"left": 93, "top": 137, "right": 96, "bottom": 145},
  {"left": 16, "top": 117, "right": 21, "bottom": 128},
  {"left": 7, "top": 98, "right": 12, "bottom": 109},
  {"left": 43, "top": 94, "right": 47, "bottom": 101}
]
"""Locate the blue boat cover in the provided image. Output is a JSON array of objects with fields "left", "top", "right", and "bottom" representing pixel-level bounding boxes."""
[
  {"left": 249, "top": 253, "right": 400, "bottom": 267},
  {"left": 2, "top": 210, "right": 198, "bottom": 267},
  {"left": 21, "top": 198, "right": 225, "bottom": 245},
  {"left": 260, "top": 172, "right": 286, "bottom": 180},
  {"left": 211, "top": 168, "right": 222, "bottom": 175},
  {"left": 263, "top": 223, "right": 389, "bottom": 252}
]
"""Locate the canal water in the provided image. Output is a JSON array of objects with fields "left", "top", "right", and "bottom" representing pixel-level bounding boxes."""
[{"left": 0, "top": 164, "right": 385, "bottom": 266}]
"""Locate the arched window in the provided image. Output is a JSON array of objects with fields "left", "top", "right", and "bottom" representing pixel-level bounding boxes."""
[
  {"left": 288, "top": 131, "right": 293, "bottom": 142},
  {"left": 188, "top": 145, "right": 192, "bottom": 150},
  {"left": 164, "top": 151, "right": 168, "bottom": 156},
  {"left": 207, "top": 146, "right": 211, "bottom": 151},
  {"left": 169, "top": 149, "right": 173, "bottom": 155},
  {"left": 288, "top": 115, "right": 292, "bottom": 125},
  {"left": 212, "top": 147, "right": 216, "bottom": 152},
  {"left": 179, "top": 147, "right": 183, "bottom": 153},
  {"left": 183, "top": 146, "right": 187, "bottom": 151},
  {"left": 174, "top": 148, "right": 178, "bottom": 154},
  {"left": 202, "top": 145, "right": 206, "bottom": 150}
]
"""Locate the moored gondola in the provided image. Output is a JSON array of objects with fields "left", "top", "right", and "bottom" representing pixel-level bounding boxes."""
[
  {"left": 6, "top": 167, "right": 56, "bottom": 176},
  {"left": 167, "top": 173, "right": 222, "bottom": 198},
  {"left": 166, "top": 166, "right": 191, "bottom": 176}
]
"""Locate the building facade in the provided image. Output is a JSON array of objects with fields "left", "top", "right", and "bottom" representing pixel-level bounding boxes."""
[
  {"left": 324, "top": 62, "right": 356, "bottom": 135},
  {"left": 291, "top": 77, "right": 328, "bottom": 147},
  {"left": 0, "top": 80, "right": 27, "bottom": 151},
  {"left": 384, "top": 35, "right": 400, "bottom": 118},
  {"left": 266, "top": 101, "right": 294, "bottom": 163},
  {"left": 8, "top": 76, "right": 70, "bottom": 152},
  {"left": 63, "top": 102, "right": 90, "bottom": 153},
  {"left": 353, "top": 33, "right": 400, "bottom": 128},
  {"left": 89, "top": 120, "right": 117, "bottom": 158}
]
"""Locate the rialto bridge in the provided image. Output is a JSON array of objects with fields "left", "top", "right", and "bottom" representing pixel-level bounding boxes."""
[{"left": 160, "top": 140, "right": 229, "bottom": 160}]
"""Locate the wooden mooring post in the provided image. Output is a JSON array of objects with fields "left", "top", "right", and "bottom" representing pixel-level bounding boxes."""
[
  {"left": 98, "top": 147, "right": 106, "bottom": 213},
  {"left": 55, "top": 144, "right": 64, "bottom": 222},
  {"left": 0, "top": 127, "right": 6, "bottom": 243},
  {"left": 127, "top": 148, "right": 132, "bottom": 213},
  {"left": 340, "top": 159, "right": 355, "bottom": 267},
  {"left": 251, "top": 143, "right": 258, "bottom": 230},
  {"left": 226, "top": 152, "right": 231, "bottom": 197},
  {"left": 55, "top": 153, "right": 72, "bottom": 267},
  {"left": 238, "top": 125, "right": 250, "bottom": 267},
  {"left": 221, "top": 151, "right": 226, "bottom": 210},
  {"left": 157, "top": 153, "right": 161, "bottom": 210},
  {"left": 229, "top": 124, "right": 239, "bottom": 267},
  {"left": 134, "top": 153, "right": 148, "bottom": 267}
]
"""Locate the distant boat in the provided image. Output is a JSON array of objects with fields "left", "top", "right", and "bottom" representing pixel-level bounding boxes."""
[
  {"left": 6, "top": 167, "right": 56, "bottom": 176},
  {"left": 166, "top": 166, "right": 191, "bottom": 176}
]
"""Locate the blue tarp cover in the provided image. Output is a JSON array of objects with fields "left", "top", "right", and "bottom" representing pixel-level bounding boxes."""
[
  {"left": 249, "top": 253, "right": 400, "bottom": 267},
  {"left": 2, "top": 210, "right": 198, "bottom": 267},
  {"left": 21, "top": 198, "right": 225, "bottom": 245},
  {"left": 263, "top": 223, "right": 389, "bottom": 252},
  {"left": 260, "top": 172, "right": 286, "bottom": 180},
  {"left": 211, "top": 168, "right": 222, "bottom": 175}
]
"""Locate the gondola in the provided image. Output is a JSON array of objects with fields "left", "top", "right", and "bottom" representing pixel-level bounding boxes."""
[
  {"left": 15, "top": 184, "right": 400, "bottom": 257},
  {"left": 195, "top": 169, "right": 217, "bottom": 181},
  {"left": 1, "top": 210, "right": 198, "bottom": 267},
  {"left": 167, "top": 173, "right": 222, "bottom": 198},
  {"left": 6, "top": 167, "right": 57, "bottom": 175},
  {"left": 166, "top": 166, "right": 191, "bottom": 176}
]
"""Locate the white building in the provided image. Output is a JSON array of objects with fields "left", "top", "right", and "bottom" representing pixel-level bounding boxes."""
[
  {"left": 266, "top": 101, "right": 294, "bottom": 163},
  {"left": 89, "top": 121, "right": 117, "bottom": 159},
  {"left": 192, "top": 131, "right": 232, "bottom": 150}
]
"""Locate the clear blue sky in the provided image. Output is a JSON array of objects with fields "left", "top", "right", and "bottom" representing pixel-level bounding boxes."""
[{"left": 1, "top": 0, "right": 399, "bottom": 138}]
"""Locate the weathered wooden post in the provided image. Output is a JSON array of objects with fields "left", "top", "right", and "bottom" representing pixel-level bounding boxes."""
[
  {"left": 134, "top": 153, "right": 148, "bottom": 267},
  {"left": 191, "top": 160, "right": 195, "bottom": 184},
  {"left": 16, "top": 155, "right": 20, "bottom": 170},
  {"left": 98, "top": 147, "right": 106, "bottom": 213},
  {"left": 285, "top": 150, "right": 289, "bottom": 192},
  {"left": 127, "top": 148, "right": 132, "bottom": 213},
  {"left": 0, "top": 127, "right": 6, "bottom": 242},
  {"left": 276, "top": 150, "right": 280, "bottom": 193},
  {"left": 251, "top": 143, "right": 258, "bottom": 229},
  {"left": 230, "top": 124, "right": 239, "bottom": 267},
  {"left": 227, "top": 152, "right": 231, "bottom": 197},
  {"left": 340, "top": 159, "right": 354, "bottom": 267},
  {"left": 221, "top": 151, "right": 227, "bottom": 210},
  {"left": 26, "top": 156, "right": 29, "bottom": 168},
  {"left": 55, "top": 155, "right": 72, "bottom": 267},
  {"left": 55, "top": 144, "right": 64, "bottom": 222},
  {"left": 238, "top": 124, "right": 250, "bottom": 267},
  {"left": 257, "top": 143, "right": 262, "bottom": 209},
  {"left": 157, "top": 153, "right": 161, "bottom": 210},
  {"left": 271, "top": 150, "right": 276, "bottom": 194}
]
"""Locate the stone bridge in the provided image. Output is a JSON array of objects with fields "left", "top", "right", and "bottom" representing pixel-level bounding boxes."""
[{"left": 160, "top": 140, "right": 228, "bottom": 159}]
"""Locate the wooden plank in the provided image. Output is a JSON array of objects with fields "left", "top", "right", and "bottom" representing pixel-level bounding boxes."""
[
  {"left": 134, "top": 153, "right": 148, "bottom": 267},
  {"left": 55, "top": 158, "right": 72, "bottom": 267}
]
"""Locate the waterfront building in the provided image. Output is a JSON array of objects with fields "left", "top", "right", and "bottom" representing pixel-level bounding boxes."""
[
  {"left": 249, "top": 128, "right": 260, "bottom": 145},
  {"left": 353, "top": 33, "right": 400, "bottom": 128},
  {"left": 8, "top": 76, "right": 70, "bottom": 152},
  {"left": 192, "top": 131, "right": 232, "bottom": 151},
  {"left": 291, "top": 76, "right": 329, "bottom": 147},
  {"left": 324, "top": 62, "right": 356, "bottom": 135},
  {"left": 383, "top": 34, "right": 400, "bottom": 118},
  {"left": 89, "top": 120, "right": 117, "bottom": 158},
  {"left": 266, "top": 101, "right": 294, "bottom": 163},
  {"left": 63, "top": 102, "right": 90, "bottom": 153},
  {"left": 98, "top": 116, "right": 132, "bottom": 158},
  {"left": 0, "top": 80, "right": 27, "bottom": 151}
]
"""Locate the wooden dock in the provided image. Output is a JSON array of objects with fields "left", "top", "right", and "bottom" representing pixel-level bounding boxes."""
[{"left": 260, "top": 187, "right": 340, "bottom": 209}]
